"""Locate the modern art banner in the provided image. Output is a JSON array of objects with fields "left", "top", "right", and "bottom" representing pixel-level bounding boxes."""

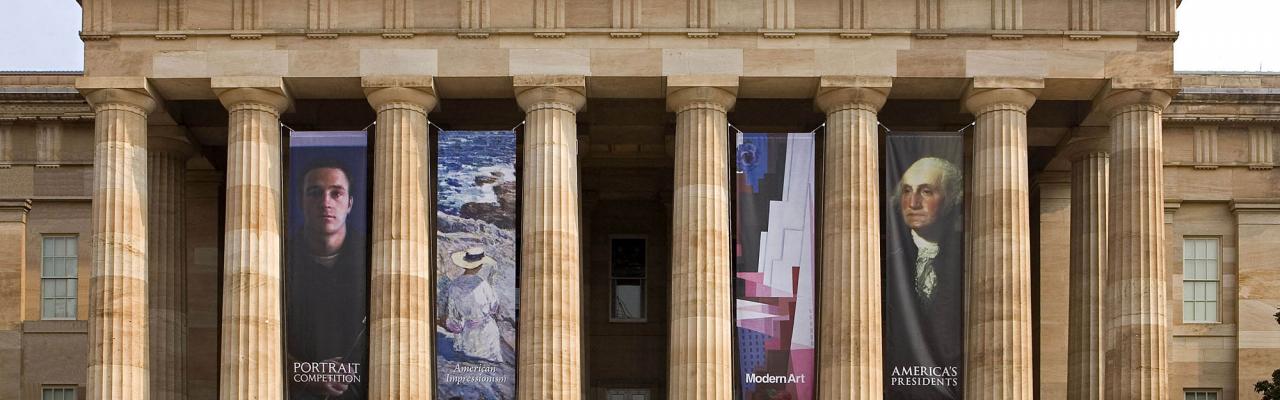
[
  {"left": 882, "top": 133, "right": 965, "bottom": 399},
  {"left": 733, "top": 132, "right": 816, "bottom": 400},
  {"left": 435, "top": 130, "right": 519, "bottom": 399},
  {"left": 285, "top": 130, "right": 371, "bottom": 399}
]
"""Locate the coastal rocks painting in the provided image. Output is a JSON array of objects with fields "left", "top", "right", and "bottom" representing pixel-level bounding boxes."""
[{"left": 435, "top": 131, "right": 518, "bottom": 400}]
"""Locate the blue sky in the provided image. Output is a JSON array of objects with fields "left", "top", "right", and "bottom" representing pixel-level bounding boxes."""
[{"left": 0, "top": 0, "right": 1276, "bottom": 72}]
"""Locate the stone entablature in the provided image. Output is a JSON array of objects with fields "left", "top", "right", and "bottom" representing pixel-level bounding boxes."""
[{"left": 80, "top": 0, "right": 1179, "bottom": 38}]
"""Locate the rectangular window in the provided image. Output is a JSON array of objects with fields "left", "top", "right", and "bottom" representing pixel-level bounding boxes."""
[
  {"left": 606, "top": 388, "right": 650, "bottom": 400},
  {"left": 1185, "top": 390, "right": 1219, "bottom": 400},
  {"left": 610, "top": 237, "right": 647, "bottom": 322},
  {"left": 41, "top": 387, "right": 76, "bottom": 400},
  {"left": 41, "top": 236, "right": 78, "bottom": 320},
  {"left": 1182, "top": 237, "right": 1220, "bottom": 323}
]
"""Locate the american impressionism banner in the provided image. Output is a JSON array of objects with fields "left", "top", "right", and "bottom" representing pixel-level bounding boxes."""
[
  {"left": 435, "top": 131, "right": 519, "bottom": 399},
  {"left": 733, "top": 132, "right": 817, "bottom": 400},
  {"left": 882, "top": 133, "right": 965, "bottom": 399},
  {"left": 284, "top": 131, "right": 371, "bottom": 399}
]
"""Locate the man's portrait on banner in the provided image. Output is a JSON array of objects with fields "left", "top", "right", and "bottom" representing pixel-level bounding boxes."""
[
  {"left": 884, "top": 137, "right": 966, "bottom": 400},
  {"left": 286, "top": 146, "right": 370, "bottom": 399}
]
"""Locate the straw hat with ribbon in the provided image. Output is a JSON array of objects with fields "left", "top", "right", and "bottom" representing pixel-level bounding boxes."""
[{"left": 451, "top": 247, "right": 496, "bottom": 270}]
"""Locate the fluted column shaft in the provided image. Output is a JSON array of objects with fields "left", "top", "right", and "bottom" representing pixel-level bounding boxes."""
[
  {"left": 1067, "top": 141, "right": 1108, "bottom": 400},
  {"left": 1103, "top": 90, "right": 1172, "bottom": 400},
  {"left": 215, "top": 84, "right": 290, "bottom": 400},
  {"left": 80, "top": 83, "right": 157, "bottom": 400},
  {"left": 963, "top": 88, "right": 1037, "bottom": 400},
  {"left": 514, "top": 83, "right": 586, "bottom": 400},
  {"left": 364, "top": 82, "right": 438, "bottom": 399},
  {"left": 667, "top": 86, "right": 736, "bottom": 400},
  {"left": 148, "top": 135, "right": 193, "bottom": 400},
  {"left": 814, "top": 83, "right": 888, "bottom": 400},
  {"left": 1067, "top": 139, "right": 1108, "bottom": 400}
]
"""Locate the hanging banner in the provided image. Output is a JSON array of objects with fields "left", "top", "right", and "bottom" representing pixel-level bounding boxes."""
[
  {"left": 435, "top": 131, "right": 519, "bottom": 399},
  {"left": 882, "top": 133, "right": 965, "bottom": 399},
  {"left": 733, "top": 132, "right": 816, "bottom": 400},
  {"left": 285, "top": 130, "right": 371, "bottom": 399}
]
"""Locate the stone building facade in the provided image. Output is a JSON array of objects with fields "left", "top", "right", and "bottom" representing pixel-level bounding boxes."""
[{"left": 0, "top": 0, "right": 1276, "bottom": 399}]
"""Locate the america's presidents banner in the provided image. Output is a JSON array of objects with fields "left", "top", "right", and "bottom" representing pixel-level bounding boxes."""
[{"left": 883, "top": 133, "right": 966, "bottom": 399}]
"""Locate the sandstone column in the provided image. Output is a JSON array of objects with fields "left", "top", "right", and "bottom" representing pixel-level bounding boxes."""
[
  {"left": 1099, "top": 86, "right": 1174, "bottom": 400},
  {"left": 77, "top": 77, "right": 158, "bottom": 400},
  {"left": 362, "top": 76, "right": 438, "bottom": 399},
  {"left": 1065, "top": 137, "right": 1108, "bottom": 400},
  {"left": 813, "top": 77, "right": 890, "bottom": 400},
  {"left": 666, "top": 76, "right": 737, "bottom": 400},
  {"left": 962, "top": 79, "right": 1040, "bottom": 400},
  {"left": 0, "top": 199, "right": 32, "bottom": 397},
  {"left": 514, "top": 75, "right": 586, "bottom": 400},
  {"left": 213, "top": 77, "right": 291, "bottom": 400},
  {"left": 148, "top": 131, "right": 195, "bottom": 400}
]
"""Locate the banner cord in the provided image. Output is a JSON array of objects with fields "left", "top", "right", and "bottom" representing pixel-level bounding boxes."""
[
  {"left": 809, "top": 122, "right": 826, "bottom": 134},
  {"left": 877, "top": 121, "right": 892, "bottom": 134},
  {"left": 279, "top": 122, "right": 296, "bottom": 133},
  {"left": 428, "top": 120, "right": 447, "bottom": 133},
  {"left": 877, "top": 121, "right": 976, "bottom": 135},
  {"left": 727, "top": 123, "right": 744, "bottom": 135},
  {"left": 511, "top": 120, "right": 526, "bottom": 132},
  {"left": 360, "top": 120, "right": 376, "bottom": 132}
]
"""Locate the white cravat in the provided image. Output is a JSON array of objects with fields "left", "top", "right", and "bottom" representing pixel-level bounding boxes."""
[{"left": 911, "top": 230, "right": 939, "bottom": 301}]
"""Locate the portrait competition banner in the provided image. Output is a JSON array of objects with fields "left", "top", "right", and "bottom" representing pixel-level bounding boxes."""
[
  {"left": 285, "top": 131, "right": 370, "bottom": 399},
  {"left": 883, "top": 133, "right": 965, "bottom": 399},
  {"left": 733, "top": 132, "right": 816, "bottom": 400},
  {"left": 435, "top": 131, "right": 518, "bottom": 399}
]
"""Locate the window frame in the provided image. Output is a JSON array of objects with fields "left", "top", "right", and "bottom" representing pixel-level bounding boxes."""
[
  {"left": 608, "top": 235, "right": 648, "bottom": 323},
  {"left": 40, "top": 235, "right": 79, "bottom": 321},
  {"left": 41, "top": 385, "right": 77, "bottom": 400},
  {"left": 1181, "top": 236, "right": 1222, "bottom": 324},
  {"left": 1184, "top": 388, "right": 1220, "bottom": 400},
  {"left": 605, "top": 388, "right": 651, "bottom": 400}
]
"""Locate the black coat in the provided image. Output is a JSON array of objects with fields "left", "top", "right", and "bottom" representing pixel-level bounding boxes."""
[
  {"left": 884, "top": 218, "right": 964, "bottom": 399},
  {"left": 286, "top": 232, "right": 368, "bottom": 399}
]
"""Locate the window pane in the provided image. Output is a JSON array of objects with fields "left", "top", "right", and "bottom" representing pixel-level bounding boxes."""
[
  {"left": 612, "top": 279, "right": 645, "bottom": 320},
  {"left": 611, "top": 239, "right": 646, "bottom": 278},
  {"left": 65, "top": 298, "right": 76, "bottom": 319}
]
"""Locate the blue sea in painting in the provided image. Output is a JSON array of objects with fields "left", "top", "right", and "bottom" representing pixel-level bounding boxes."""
[
  {"left": 435, "top": 131, "right": 519, "bottom": 400},
  {"left": 437, "top": 132, "right": 518, "bottom": 216}
]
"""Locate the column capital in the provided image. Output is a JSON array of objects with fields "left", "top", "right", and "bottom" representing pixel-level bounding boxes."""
[
  {"left": 814, "top": 76, "right": 892, "bottom": 114},
  {"left": 0, "top": 199, "right": 32, "bottom": 223},
  {"left": 362, "top": 75, "right": 439, "bottom": 112},
  {"left": 76, "top": 77, "right": 158, "bottom": 115},
  {"left": 962, "top": 77, "right": 1043, "bottom": 116},
  {"left": 148, "top": 135, "right": 197, "bottom": 161},
  {"left": 514, "top": 75, "right": 586, "bottom": 113},
  {"left": 1230, "top": 199, "right": 1280, "bottom": 224},
  {"left": 212, "top": 76, "right": 292, "bottom": 114},
  {"left": 1060, "top": 136, "right": 1111, "bottom": 162},
  {"left": 666, "top": 75, "right": 738, "bottom": 113},
  {"left": 1093, "top": 88, "right": 1175, "bottom": 119}
]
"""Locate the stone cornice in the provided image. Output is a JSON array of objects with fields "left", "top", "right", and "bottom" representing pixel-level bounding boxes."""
[{"left": 81, "top": 28, "right": 1189, "bottom": 41}]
